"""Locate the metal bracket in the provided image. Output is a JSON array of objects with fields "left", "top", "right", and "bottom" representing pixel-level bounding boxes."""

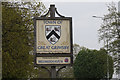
[
  {"left": 56, "top": 66, "right": 66, "bottom": 77},
  {"left": 41, "top": 66, "right": 66, "bottom": 78},
  {"left": 41, "top": 4, "right": 65, "bottom": 18},
  {"left": 41, "top": 66, "right": 51, "bottom": 77}
]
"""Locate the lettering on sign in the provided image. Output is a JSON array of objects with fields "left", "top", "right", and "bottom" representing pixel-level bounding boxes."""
[
  {"left": 44, "top": 20, "right": 62, "bottom": 24},
  {"left": 36, "top": 57, "right": 71, "bottom": 64}
]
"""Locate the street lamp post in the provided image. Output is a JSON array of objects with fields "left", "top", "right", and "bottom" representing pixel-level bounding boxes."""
[{"left": 92, "top": 15, "right": 110, "bottom": 79}]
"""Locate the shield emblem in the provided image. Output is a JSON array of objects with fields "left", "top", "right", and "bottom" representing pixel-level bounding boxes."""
[{"left": 45, "top": 25, "right": 61, "bottom": 45}]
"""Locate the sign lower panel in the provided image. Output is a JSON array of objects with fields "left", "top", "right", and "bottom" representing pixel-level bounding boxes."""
[{"left": 36, "top": 57, "right": 71, "bottom": 64}]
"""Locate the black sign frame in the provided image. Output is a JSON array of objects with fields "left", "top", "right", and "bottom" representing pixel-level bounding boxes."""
[{"left": 34, "top": 17, "right": 73, "bottom": 66}]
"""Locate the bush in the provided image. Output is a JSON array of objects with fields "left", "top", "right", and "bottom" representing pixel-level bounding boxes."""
[{"left": 73, "top": 48, "right": 114, "bottom": 79}]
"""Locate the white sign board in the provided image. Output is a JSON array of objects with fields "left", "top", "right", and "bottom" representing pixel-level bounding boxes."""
[{"left": 35, "top": 19, "right": 72, "bottom": 53}]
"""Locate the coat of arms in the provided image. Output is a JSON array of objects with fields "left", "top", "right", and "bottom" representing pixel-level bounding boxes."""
[{"left": 45, "top": 25, "right": 61, "bottom": 45}]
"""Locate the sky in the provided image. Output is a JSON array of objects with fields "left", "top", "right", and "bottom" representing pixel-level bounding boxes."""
[{"left": 43, "top": 1, "right": 118, "bottom": 50}]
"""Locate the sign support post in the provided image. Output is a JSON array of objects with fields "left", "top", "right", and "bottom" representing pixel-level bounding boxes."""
[
  {"left": 50, "top": 5, "right": 55, "bottom": 18},
  {"left": 49, "top": 5, "right": 57, "bottom": 78},
  {"left": 51, "top": 66, "right": 56, "bottom": 78},
  {"left": 34, "top": 4, "right": 73, "bottom": 78}
]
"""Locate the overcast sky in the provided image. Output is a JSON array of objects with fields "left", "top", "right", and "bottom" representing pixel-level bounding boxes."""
[{"left": 43, "top": 1, "right": 118, "bottom": 50}]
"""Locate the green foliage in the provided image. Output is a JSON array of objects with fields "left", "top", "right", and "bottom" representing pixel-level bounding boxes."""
[
  {"left": 58, "top": 66, "right": 74, "bottom": 78},
  {"left": 2, "top": 2, "right": 47, "bottom": 78},
  {"left": 73, "top": 48, "right": 114, "bottom": 79},
  {"left": 98, "top": 2, "right": 120, "bottom": 74}
]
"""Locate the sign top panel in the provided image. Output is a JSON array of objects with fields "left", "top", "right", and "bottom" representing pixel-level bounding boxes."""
[{"left": 34, "top": 17, "right": 72, "bottom": 54}]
